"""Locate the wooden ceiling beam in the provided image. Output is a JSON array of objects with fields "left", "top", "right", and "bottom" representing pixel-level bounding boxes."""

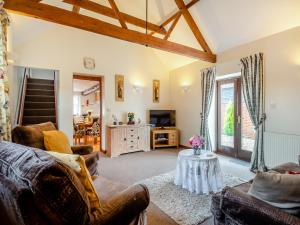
[
  {"left": 4, "top": 0, "right": 216, "bottom": 62},
  {"left": 107, "top": 0, "right": 127, "bottom": 29},
  {"left": 72, "top": 5, "right": 80, "bottom": 13},
  {"left": 63, "top": 0, "right": 166, "bottom": 35},
  {"left": 149, "top": 0, "right": 199, "bottom": 36},
  {"left": 164, "top": 14, "right": 181, "bottom": 40},
  {"left": 175, "top": 0, "right": 212, "bottom": 54}
]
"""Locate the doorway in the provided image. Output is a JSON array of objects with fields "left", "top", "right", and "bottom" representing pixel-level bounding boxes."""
[
  {"left": 72, "top": 74, "right": 104, "bottom": 152},
  {"left": 216, "top": 77, "right": 255, "bottom": 161}
]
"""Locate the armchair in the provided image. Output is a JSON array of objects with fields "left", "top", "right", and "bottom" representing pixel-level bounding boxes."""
[
  {"left": 211, "top": 162, "right": 300, "bottom": 225},
  {"left": 11, "top": 122, "right": 99, "bottom": 175}
]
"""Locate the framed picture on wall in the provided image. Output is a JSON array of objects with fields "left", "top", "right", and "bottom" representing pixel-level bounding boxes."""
[
  {"left": 115, "top": 74, "right": 124, "bottom": 102},
  {"left": 153, "top": 80, "right": 160, "bottom": 103}
]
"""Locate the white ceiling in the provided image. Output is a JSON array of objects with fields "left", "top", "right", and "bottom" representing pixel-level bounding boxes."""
[
  {"left": 8, "top": 0, "right": 300, "bottom": 69},
  {"left": 73, "top": 79, "right": 99, "bottom": 92}
]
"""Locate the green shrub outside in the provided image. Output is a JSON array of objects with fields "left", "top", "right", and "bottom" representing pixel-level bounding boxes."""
[{"left": 223, "top": 101, "right": 234, "bottom": 136}]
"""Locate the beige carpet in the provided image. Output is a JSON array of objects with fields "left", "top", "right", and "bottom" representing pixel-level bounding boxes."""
[
  {"left": 98, "top": 148, "right": 254, "bottom": 225},
  {"left": 137, "top": 171, "right": 247, "bottom": 225}
]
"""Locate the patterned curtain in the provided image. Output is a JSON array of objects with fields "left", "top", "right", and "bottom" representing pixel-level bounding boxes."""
[
  {"left": 0, "top": 2, "right": 11, "bottom": 141},
  {"left": 200, "top": 67, "right": 216, "bottom": 151},
  {"left": 240, "top": 53, "right": 266, "bottom": 171}
]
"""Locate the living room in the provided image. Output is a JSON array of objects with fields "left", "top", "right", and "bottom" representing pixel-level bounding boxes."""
[{"left": 1, "top": 1, "right": 300, "bottom": 225}]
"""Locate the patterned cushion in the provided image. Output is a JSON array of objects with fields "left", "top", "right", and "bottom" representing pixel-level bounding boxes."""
[{"left": 0, "top": 141, "right": 90, "bottom": 225}]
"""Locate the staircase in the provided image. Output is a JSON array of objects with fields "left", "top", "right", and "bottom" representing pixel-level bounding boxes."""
[{"left": 21, "top": 78, "right": 57, "bottom": 126}]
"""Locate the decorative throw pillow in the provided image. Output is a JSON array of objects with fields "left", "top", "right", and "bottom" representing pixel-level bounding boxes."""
[
  {"left": 47, "top": 151, "right": 81, "bottom": 173},
  {"left": 76, "top": 156, "right": 101, "bottom": 222},
  {"left": 43, "top": 130, "right": 73, "bottom": 154},
  {"left": 47, "top": 152, "right": 101, "bottom": 222},
  {"left": 248, "top": 171, "right": 300, "bottom": 209}
]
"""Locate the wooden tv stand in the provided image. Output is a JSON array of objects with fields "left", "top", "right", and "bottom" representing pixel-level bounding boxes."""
[{"left": 151, "top": 128, "right": 179, "bottom": 149}]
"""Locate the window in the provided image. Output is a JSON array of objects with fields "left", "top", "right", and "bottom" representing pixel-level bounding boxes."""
[{"left": 73, "top": 95, "right": 81, "bottom": 115}]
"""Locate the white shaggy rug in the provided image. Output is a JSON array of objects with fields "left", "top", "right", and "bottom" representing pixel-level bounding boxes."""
[{"left": 137, "top": 171, "right": 247, "bottom": 225}]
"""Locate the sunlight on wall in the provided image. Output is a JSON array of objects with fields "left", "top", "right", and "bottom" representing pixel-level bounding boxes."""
[
  {"left": 130, "top": 73, "right": 146, "bottom": 87},
  {"left": 179, "top": 75, "right": 193, "bottom": 87}
]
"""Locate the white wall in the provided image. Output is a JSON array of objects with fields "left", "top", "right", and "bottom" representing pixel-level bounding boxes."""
[
  {"left": 30, "top": 68, "right": 55, "bottom": 80},
  {"left": 12, "top": 25, "right": 171, "bottom": 149},
  {"left": 169, "top": 60, "right": 214, "bottom": 147},
  {"left": 80, "top": 91, "right": 101, "bottom": 116},
  {"left": 170, "top": 26, "right": 300, "bottom": 166},
  {"left": 217, "top": 26, "right": 300, "bottom": 136}
]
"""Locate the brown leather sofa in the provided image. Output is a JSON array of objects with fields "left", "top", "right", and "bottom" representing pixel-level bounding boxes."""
[
  {"left": 11, "top": 122, "right": 99, "bottom": 175},
  {"left": 211, "top": 162, "right": 300, "bottom": 225},
  {"left": 0, "top": 141, "right": 149, "bottom": 225}
]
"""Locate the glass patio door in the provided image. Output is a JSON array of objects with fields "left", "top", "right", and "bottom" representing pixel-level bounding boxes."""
[{"left": 217, "top": 78, "right": 254, "bottom": 161}]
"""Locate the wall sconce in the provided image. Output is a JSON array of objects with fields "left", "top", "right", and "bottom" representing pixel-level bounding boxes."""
[
  {"left": 181, "top": 84, "right": 191, "bottom": 93},
  {"left": 133, "top": 84, "right": 143, "bottom": 93}
]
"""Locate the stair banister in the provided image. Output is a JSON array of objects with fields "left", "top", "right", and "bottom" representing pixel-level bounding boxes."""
[
  {"left": 17, "top": 68, "right": 29, "bottom": 125},
  {"left": 54, "top": 70, "right": 58, "bottom": 128}
]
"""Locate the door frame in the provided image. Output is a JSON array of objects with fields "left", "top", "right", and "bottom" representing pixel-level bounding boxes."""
[
  {"left": 73, "top": 73, "right": 104, "bottom": 152},
  {"left": 216, "top": 77, "right": 251, "bottom": 162}
]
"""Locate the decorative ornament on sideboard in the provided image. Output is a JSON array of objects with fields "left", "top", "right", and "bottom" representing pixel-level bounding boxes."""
[{"left": 127, "top": 112, "right": 135, "bottom": 125}]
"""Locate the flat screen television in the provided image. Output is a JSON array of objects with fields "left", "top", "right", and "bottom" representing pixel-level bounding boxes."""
[{"left": 149, "top": 110, "right": 176, "bottom": 128}]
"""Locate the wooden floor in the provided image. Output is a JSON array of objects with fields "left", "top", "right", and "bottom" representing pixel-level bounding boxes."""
[{"left": 73, "top": 136, "right": 101, "bottom": 152}]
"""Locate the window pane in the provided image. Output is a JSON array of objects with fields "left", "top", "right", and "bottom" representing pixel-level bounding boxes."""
[{"left": 220, "top": 83, "right": 234, "bottom": 148}]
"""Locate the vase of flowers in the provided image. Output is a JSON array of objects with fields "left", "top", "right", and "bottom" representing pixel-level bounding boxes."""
[
  {"left": 127, "top": 112, "right": 135, "bottom": 125},
  {"left": 189, "top": 135, "right": 205, "bottom": 155}
]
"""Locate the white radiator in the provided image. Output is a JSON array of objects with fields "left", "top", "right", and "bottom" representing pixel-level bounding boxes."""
[{"left": 264, "top": 132, "right": 300, "bottom": 168}]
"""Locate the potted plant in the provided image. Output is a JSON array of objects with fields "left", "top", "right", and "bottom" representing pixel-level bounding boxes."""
[
  {"left": 127, "top": 112, "right": 135, "bottom": 125},
  {"left": 189, "top": 135, "right": 205, "bottom": 155}
]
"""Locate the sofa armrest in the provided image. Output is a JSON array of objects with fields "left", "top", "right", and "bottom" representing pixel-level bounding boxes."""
[
  {"left": 71, "top": 145, "right": 93, "bottom": 155},
  {"left": 219, "top": 187, "right": 300, "bottom": 225},
  {"left": 97, "top": 184, "right": 150, "bottom": 225}
]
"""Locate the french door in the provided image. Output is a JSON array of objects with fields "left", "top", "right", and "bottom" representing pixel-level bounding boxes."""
[{"left": 217, "top": 78, "right": 254, "bottom": 161}]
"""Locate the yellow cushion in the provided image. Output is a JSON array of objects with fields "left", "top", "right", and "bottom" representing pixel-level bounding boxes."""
[
  {"left": 43, "top": 130, "right": 73, "bottom": 154},
  {"left": 77, "top": 156, "right": 101, "bottom": 222}
]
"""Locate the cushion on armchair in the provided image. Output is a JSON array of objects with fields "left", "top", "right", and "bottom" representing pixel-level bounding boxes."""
[
  {"left": 43, "top": 130, "right": 73, "bottom": 154},
  {"left": 0, "top": 141, "right": 91, "bottom": 225},
  {"left": 11, "top": 122, "right": 99, "bottom": 176},
  {"left": 11, "top": 122, "right": 56, "bottom": 149},
  {"left": 248, "top": 172, "right": 300, "bottom": 209}
]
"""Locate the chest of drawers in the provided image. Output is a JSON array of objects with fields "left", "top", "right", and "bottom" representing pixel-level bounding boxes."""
[{"left": 106, "top": 125, "right": 150, "bottom": 157}]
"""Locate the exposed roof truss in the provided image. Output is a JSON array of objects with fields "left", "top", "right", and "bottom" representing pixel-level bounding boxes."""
[{"left": 4, "top": 0, "right": 216, "bottom": 62}]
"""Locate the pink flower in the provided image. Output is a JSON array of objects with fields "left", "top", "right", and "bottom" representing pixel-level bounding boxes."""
[{"left": 189, "top": 135, "right": 205, "bottom": 149}]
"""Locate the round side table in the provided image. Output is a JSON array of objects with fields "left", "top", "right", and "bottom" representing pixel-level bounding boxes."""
[{"left": 174, "top": 149, "right": 223, "bottom": 195}]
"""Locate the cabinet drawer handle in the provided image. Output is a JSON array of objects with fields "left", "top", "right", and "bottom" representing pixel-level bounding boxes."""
[
  {"left": 131, "top": 141, "right": 134, "bottom": 143},
  {"left": 131, "top": 130, "right": 134, "bottom": 131},
  {"left": 124, "top": 138, "right": 127, "bottom": 141},
  {"left": 131, "top": 135, "right": 134, "bottom": 137}
]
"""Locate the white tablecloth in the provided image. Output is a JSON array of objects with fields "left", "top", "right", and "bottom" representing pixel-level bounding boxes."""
[{"left": 174, "top": 149, "right": 223, "bottom": 195}]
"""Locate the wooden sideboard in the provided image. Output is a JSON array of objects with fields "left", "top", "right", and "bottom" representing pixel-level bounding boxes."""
[
  {"left": 106, "top": 124, "right": 151, "bottom": 157},
  {"left": 151, "top": 128, "right": 179, "bottom": 149}
]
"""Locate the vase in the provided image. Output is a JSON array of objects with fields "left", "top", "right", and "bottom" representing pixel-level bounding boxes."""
[
  {"left": 193, "top": 148, "right": 201, "bottom": 155},
  {"left": 127, "top": 118, "right": 135, "bottom": 125}
]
